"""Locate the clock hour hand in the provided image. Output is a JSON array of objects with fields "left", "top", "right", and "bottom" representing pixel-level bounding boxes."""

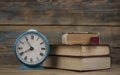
[
  {"left": 24, "top": 49, "right": 31, "bottom": 53},
  {"left": 20, "top": 49, "right": 30, "bottom": 56},
  {"left": 21, "top": 47, "right": 34, "bottom": 55}
]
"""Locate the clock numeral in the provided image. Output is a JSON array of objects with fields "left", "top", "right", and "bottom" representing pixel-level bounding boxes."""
[
  {"left": 24, "top": 56, "right": 27, "bottom": 60},
  {"left": 20, "top": 41, "right": 24, "bottom": 44},
  {"left": 37, "top": 57, "right": 39, "bottom": 61},
  {"left": 30, "top": 58, "right": 33, "bottom": 62},
  {"left": 31, "top": 35, "right": 34, "bottom": 40},
  {"left": 36, "top": 37, "right": 39, "bottom": 41},
  {"left": 19, "top": 52, "right": 24, "bottom": 56},
  {"left": 40, "top": 42, "right": 44, "bottom": 45},
  {"left": 18, "top": 47, "right": 23, "bottom": 50},
  {"left": 40, "top": 53, "right": 44, "bottom": 56},
  {"left": 41, "top": 48, "right": 45, "bottom": 50}
]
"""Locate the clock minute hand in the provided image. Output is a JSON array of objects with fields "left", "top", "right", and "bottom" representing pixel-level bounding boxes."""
[{"left": 25, "top": 37, "right": 32, "bottom": 47}]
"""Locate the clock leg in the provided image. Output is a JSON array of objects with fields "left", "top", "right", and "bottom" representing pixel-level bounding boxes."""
[{"left": 19, "top": 65, "right": 44, "bottom": 70}]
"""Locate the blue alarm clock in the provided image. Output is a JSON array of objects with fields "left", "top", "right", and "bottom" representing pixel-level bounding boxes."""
[{"left": 14, "top": 29, "right": 50, "bottom": 70}]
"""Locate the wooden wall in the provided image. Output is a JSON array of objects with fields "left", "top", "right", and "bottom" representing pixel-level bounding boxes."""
[
  {"left": 0, "top": 0, "right": 120, "bottom": 65},
  {"left": 0, "top": 0, "right": 119, "bottom": 25}
]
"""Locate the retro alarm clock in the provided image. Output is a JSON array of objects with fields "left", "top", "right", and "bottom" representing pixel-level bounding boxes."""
[{"left": 14, "top": 29, "right": 50, "bottom": 70}]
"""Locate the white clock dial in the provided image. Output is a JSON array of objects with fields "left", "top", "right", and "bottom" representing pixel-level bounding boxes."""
[{"left": 16, "top": 33, "right": 47, "bottom": 65}]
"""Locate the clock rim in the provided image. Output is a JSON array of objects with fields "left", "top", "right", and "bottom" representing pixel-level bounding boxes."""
[{"left": 14, "top": 30, "right": 50, "bottom": 67}]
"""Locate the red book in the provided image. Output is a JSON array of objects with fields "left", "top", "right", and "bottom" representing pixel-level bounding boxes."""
[{"left": 90, "top": 37, "right": 99, "bottom": 45}]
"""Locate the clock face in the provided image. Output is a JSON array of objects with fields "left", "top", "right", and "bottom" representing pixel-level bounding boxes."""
[{"left": 15, "top": 32, "right": 49, "bottom": 66}]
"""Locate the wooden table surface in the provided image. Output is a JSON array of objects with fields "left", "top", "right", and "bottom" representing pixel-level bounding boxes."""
[{"left": 0, "top": 64, "right": 120, "bottom": 75}]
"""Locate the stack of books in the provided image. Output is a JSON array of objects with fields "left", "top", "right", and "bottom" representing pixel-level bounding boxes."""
[{"left": 43, "top": 33, "right": 111, "bottom": 71}]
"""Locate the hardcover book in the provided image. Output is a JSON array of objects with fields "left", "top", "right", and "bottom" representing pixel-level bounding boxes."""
[
  {"left": 50, "top": 45, "right": 110, "bottom": 56},
  {"left": 43, "top": 56, "right": 111, "bottom": 71},
  {"left": 62, "top": 33, "right": 100, "bottom": 45}
]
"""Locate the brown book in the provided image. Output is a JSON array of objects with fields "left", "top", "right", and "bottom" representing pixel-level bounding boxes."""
[
  {"left": 43, "top": 56, "right": 111, "bottom": 71},
  {"left": 62, "top": 33, "right": 100, "bottom": 45},
  {"left": 50, "top": 45, "right": 110, "bottom": 56}
]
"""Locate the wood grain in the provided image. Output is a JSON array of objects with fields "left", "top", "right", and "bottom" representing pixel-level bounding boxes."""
[
  {"left": 0, "top": 26, "right": 113, "bottom": 46},
  {"left": 111, "top": 47, "right": 120, "bottom": 64},
  {"left": 111, "top": 27, "right": 120, "bottom": 47},
  {"left": 0, "top": 10, "right": 119, "bottom": 25},
  {"left": 0, "top": 64, "right": 120, "bottom": 75},
  {"left": 0, "top": 0, "right": 119, "bottom": 10},
  {"left": 0, "top": 0, "right": 119, "bottom": 68},
  {"left": 0, "top": 0, "right": 119, "bottom": 25}
]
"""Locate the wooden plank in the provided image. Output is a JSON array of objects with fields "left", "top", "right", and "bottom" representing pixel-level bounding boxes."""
[
  {"left": 0, "top": 53, "right": 20, "bottom": 65},
  {"left": 0, "top": 0, "right": 119, "bottom": 10},
  {"left": 0, "top": 0, "right": 119, "bottom": 25},
  {"left": 0, "top": 10, "right": 119, "bottom": 25},
  {"left": 0, "top": 64, "right": 120, "bottom": 75},
  {"left": 111, "top": 47, "right": 120, "bottom": 64},
  {"left": 0, "top": 26, "right": 112, "bottom": 46},
  {"left": 0, "top": 66, "right": 80, "bottom": 75},
  {"left": 111, "top": 27, "right": 120, "bottom": 47}
]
